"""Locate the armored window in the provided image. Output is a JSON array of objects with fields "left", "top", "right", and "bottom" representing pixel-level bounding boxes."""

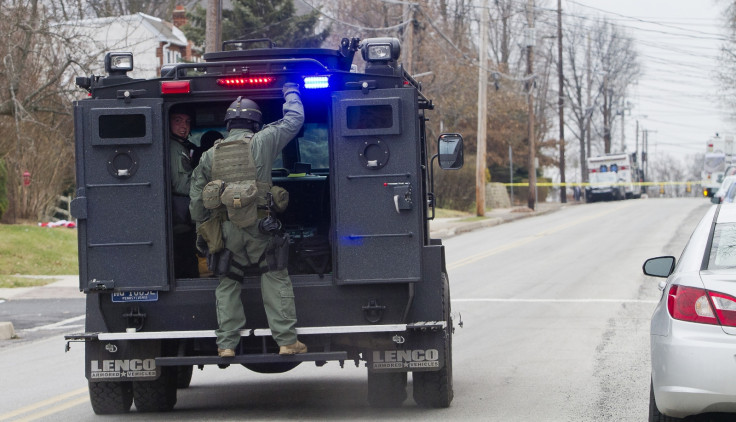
[
  {"left": 346, "top": 105, "right": 393, "bottom": 129},
  {"left": 98, "top": 114, "right": 146, "bottom": 139}
]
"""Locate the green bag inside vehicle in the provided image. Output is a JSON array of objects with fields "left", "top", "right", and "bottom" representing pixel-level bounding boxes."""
[
  {"left": 220, "top": 181, "right": 258, "bottom": 228},
  {"left": 270, "top": 185, "right": 289, "bottom": 213}
]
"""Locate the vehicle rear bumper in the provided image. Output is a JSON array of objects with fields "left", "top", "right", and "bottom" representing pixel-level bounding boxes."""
[{"left": 651, "top": 321, "right": 736, "bottom": 418}]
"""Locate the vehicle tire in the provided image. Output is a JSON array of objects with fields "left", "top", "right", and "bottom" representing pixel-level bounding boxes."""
[
  {"left": 176, "top": 365, "right": 193, "bottom": 389},
  {"left": 413, "top": 272, "right": 454, "bottom": 408},
  {"left": 649, "top": 380, "right": 683, "bottom": 422},
  {"left": 367, "top": 370, "right": 407, "bottom": 408},
  {"left": 88, "top": 381, "right": 133, "bottom": 414},
  {"left": 132, "top": 367, "right": 177, "bottom": 412},
  {"left": 243, "top": 362, "right": 301, "bottom": 373}
]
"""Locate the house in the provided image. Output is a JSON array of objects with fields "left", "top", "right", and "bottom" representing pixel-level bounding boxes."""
[{"left": 72, "top": 5, "right": 199, "bottom": 79}]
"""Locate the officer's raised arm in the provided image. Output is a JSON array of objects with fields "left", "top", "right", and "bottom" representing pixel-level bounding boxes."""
[{"left": 259, "top": 82, "right": 304, "bottom": 157}]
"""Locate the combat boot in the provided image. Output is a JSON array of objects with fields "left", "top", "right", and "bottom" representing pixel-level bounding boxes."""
[
  {"left": 218, "top": 348, "right": 235, "bottom": 357},
  {"left": 279, "top": 340, "right": 307, "bottom": 355}
]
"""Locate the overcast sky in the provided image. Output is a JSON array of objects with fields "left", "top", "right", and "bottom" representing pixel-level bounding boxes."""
[{"left": 563, "top": 0, "right": 731, "bottom": 168}]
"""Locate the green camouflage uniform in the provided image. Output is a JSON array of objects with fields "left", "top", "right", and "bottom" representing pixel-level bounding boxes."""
[
  {"left": 189, "top": 88, "right": 304, "bottom": 349},
  {"left": 170, "top": 135, "right": 199, "bottom": 278}
]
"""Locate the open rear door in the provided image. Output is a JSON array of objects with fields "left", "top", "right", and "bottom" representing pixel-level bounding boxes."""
[
  {"left": 72, "top": 98, "right": 169, "bottom": 292},
  {"left": 331, "top": 88, "right": 423, "bottom": 284}
]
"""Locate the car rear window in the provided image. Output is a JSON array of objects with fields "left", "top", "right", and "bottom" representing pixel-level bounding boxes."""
[{"left": 707, "top": 222, "right": 736, "bottom": 269}]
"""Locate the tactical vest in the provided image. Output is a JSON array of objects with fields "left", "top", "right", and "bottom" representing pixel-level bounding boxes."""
[
  {"left": 209, "top": 134, "right": 271, "bottom": 228},
  {"left": 211, "top": 134, "right": 271, "bottom": 203}
]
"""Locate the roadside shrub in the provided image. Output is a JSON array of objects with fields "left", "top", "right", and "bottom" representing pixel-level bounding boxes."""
[{"left": 434, "top": 155, "right": 476, "bottom": 212}]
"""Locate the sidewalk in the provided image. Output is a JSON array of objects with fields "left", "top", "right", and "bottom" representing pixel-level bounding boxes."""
[
  {"left": 0, "top": 202, "right": 567, "bottom": 301},
  {"left": 429, "top": 201, "right": 565, "bottom": 239},
  {"left": 0, "top": 275, "right": 83, "bottom": 301}
]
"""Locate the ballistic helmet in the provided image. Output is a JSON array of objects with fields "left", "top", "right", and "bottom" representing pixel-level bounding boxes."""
[{"left": 224, "top": 96, "right": 262, "bottom": 124}]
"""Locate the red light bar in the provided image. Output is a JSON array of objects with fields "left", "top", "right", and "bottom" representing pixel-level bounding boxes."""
[
  {"left": 161, "top": 80, "right": 190, "bottom": 94},
  {"left": 217, "top": 76, "right": 276, "bottom": 87},
  {"left": 590, "top": 169, "right": 597, "bottom": 172},
  {"left": 620, "top": 166, "right": 628, "bottom": 170}
]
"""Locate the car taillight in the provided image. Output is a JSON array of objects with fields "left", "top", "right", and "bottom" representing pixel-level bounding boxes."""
[
  {"left": 710, "top": 291, "right": 736, "bottom": 326},
  {"left": 667, "top": 285, "right": 718, "bottom": 325},
  {"left": 667, "top": 285, "right": 736, "bottom": 327}
]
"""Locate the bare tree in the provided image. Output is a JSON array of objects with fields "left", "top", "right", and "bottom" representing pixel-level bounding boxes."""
[
  {"left": 649, "top": 153, "right": 688, "bottom": 197},
  {"left": 85, "top": 0, "right": 179, "bottom": 19},
  {"left": 591, "top": 19, "right": 640, "bottom": 154},
  {"left": 0, "top": 0, "right": 100, "bottom": 222},
  {"left": 558, "top": 14, "right": 640, "bottom": 185},
  {"left": 718, "top": 1, "right": 736, "bottom": 119}
]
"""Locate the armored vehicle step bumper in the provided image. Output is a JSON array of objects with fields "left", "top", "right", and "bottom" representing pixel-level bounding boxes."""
[
  {"left": 65, "top": 322, "right": 447, "bottom": 341},
  {"left": 156, "top": 351, "right": 348, "bottom": 367}
]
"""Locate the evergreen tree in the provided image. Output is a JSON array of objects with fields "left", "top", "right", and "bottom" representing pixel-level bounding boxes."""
[{"left": 183, "top": 0, "right": 329, "bottom": 50}]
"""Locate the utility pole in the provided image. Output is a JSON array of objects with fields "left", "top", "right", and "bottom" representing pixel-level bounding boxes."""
[
  {"left": 475, "top": 0, "right": 489, "bottom": 216},
  {"left": 557, "top": 0, "right": 566, "bottom": 203},
  {"left": 635, "top": 119, "right": 639, "bottom": 162},
  {"left": 403, "top": 3, "right": 414, "bottom": 75},
  {"left": 206, "top": 0, "right": 221, "bottom": 54},
  {"left": 585, "top": 34, "right": 591, "bottom": 163},
  {"left": 526, "top": 0, "right": 537, "bottom": 210}
]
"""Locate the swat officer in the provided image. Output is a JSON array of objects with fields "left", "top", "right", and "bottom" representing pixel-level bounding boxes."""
[
  {"left": 170, "top": 105, "right": 199, "bottom": 278},
  {"left": 189, "top": 83, "right": 306, "bottom": 357}
]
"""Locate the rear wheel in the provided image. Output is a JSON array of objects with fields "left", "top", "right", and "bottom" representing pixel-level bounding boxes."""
[
  {"left": 367, "top": 370, "right": 407, "bottom": 407},
  {"left": 413, "top": 272, "right": 454, "bottom": 408},
  {"left": 88, "top": 381, "right": 133, "bottom": 414},
  {"left": 132, "top": 367, "right": 177, "bottom": 412},
  {"left": 175, "top": 365, "right": 193, "bottom": 389}
]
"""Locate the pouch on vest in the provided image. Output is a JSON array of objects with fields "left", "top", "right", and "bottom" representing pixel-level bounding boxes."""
[
  {"left": 196, "top": 212, "right": 224, "bottom": 253},
  {"left": 220, "top": 181, "right": 258, "bottom": 228},
  {"left": 270, "top": 185, "right": 289, "bottom": 213},
  {"left": 202, "top": 180, "right": 225, "bottom": 209}
]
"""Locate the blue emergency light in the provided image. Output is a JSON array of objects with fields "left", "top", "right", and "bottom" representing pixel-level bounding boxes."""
[{"left": 303, "top": 76, "right": 329, "bottom": 89}]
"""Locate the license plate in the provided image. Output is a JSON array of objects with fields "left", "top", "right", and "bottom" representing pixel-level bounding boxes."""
[{"left": 111, "top": 291, "right": 159, "bottom": 303}]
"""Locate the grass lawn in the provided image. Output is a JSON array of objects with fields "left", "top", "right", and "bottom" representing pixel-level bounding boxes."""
[{"left": 0, "top": 224, "right": 78, "bottom": 281}]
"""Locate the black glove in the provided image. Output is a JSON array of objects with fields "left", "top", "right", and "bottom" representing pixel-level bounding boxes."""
[
  {"left": 196, "top": 234, "right": 209, "bottom": 255},
  {"left": 282, "top": 82, "right": 300, "bottom": 97}
]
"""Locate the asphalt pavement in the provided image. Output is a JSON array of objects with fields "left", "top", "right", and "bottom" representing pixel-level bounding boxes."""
[{"left": 0, "top": 201, "right": 566, "bottom": 303}]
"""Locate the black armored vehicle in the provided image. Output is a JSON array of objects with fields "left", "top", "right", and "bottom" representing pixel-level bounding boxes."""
[{"left": 66, "top": 37, "right": 464, "bottom": 413}]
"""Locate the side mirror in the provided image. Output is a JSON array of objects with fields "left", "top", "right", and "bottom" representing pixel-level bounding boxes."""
[
  {"left": 438, "top": 133, "right": 463, "bottom": 170},
  {"left": 642, "top": 256, "right": 676, "bottom": 278}
]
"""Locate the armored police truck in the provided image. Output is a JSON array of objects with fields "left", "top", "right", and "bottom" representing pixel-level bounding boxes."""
[{"left": 66, "top": 37, "right": 464, "bottom": 414}]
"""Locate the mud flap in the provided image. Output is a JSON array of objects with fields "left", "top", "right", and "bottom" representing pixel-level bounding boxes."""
[
  {"left": 366, "top": 330, "right": 447, "bottom": 373},
  {"left": 86, "top": 340, "right": 161, "bottom": 382}
]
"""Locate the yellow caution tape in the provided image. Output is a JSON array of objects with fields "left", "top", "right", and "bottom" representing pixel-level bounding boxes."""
[{"left": 501, "top": 181, "right": 699, "bottom": 187}]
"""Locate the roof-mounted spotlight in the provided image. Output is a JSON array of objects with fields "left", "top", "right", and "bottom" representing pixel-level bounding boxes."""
[
  {"left": 105, "top": 52, "right": 134, "bottom": 77},
  {"left": 361, "top": 38, "right": 401, "bottom": 63}
]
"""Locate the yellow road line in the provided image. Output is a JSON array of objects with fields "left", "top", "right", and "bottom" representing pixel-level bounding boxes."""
[
  {"left": 13, "top": 396, "right": 89, "bottom": 422},
  {"left": 447, "top": 202, "right": 633, "bottom": 270},
  {"left": 0, "top": 387, "right": 87, "bottom": 421}
]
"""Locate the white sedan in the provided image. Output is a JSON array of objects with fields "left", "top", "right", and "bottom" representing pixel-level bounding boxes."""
[{"left": 644, "top": 203, "right": 736, "bottom": 421}]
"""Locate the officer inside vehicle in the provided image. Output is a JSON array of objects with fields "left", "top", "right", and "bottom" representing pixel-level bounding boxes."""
[
  {"left": 169, "top": 104, "right": 199, "bottom": 278},
  {"left": 189, "top": 83, "right": 306, "bottom": 357}
]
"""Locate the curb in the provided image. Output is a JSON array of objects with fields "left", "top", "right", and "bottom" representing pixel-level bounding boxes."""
[
  {"left": 0, "top": 321, "right": 16, "bottom": 340},
  {"left": 430, "top": 204, "right": 562, "bottom": 239}
]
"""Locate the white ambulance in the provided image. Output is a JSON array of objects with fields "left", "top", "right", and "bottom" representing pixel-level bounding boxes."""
[{"left": 586, "top": 153, "right": 643, "bottom": 199}]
